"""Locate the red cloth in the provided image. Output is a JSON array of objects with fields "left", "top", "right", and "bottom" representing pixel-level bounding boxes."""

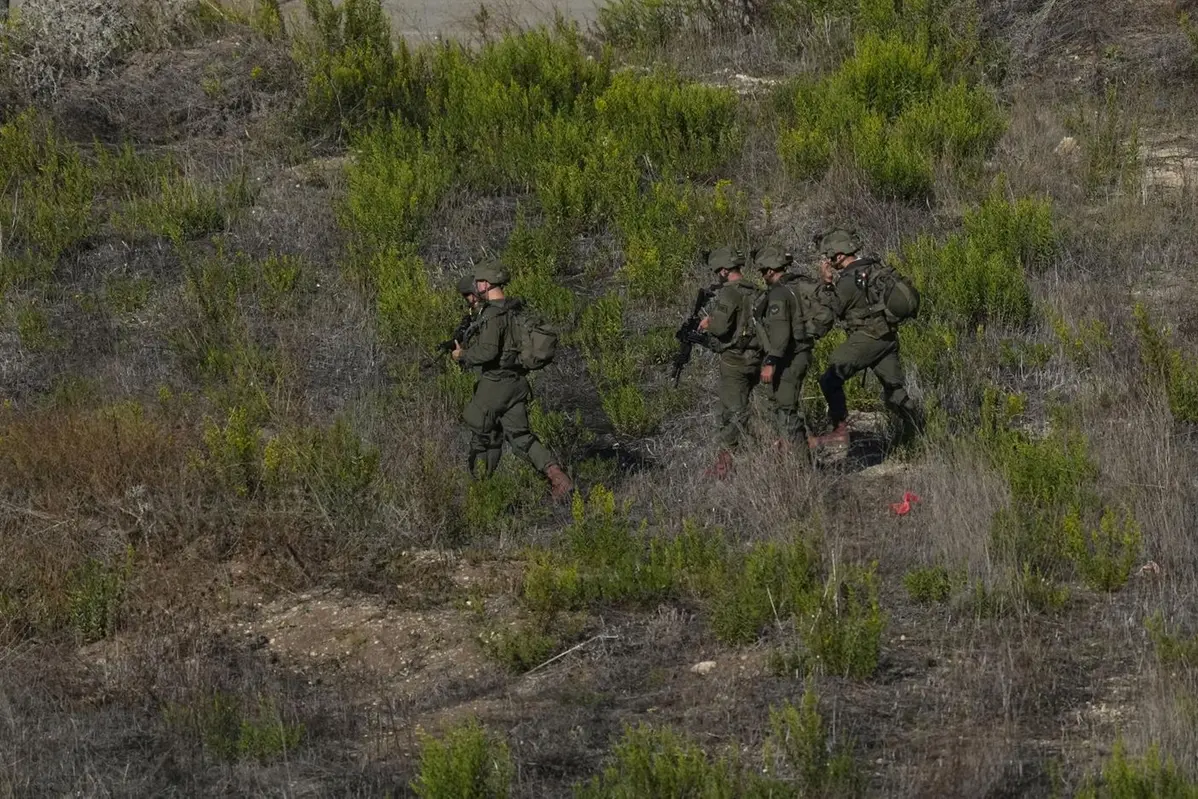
[{"left": 890, "top": 491, "right": 921, "bottom": 515}]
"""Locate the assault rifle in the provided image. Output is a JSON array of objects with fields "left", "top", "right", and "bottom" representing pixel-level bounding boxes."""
[
  {"left": 437, "top": 312, "right": 475, "bottom": 355},
  {"left": 670, "top": 284, "right": 717, "bottom": 386}
]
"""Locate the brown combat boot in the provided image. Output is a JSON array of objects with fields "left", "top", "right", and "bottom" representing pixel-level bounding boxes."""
[
  {"left": 814, "top": 422, "right": 850, "bottom": 449},
  {"left": 545, "top": 464, "right": 573, "bottom": 500},
  {"left": 705, "top": 449, "right": 734, "bottom": 480}
]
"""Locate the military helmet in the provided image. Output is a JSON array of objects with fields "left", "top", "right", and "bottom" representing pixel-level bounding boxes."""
[
  {"left": 753, "top": 245, "right": 793, "bottom": 272},
  {"left": 818, "top": 228, "right": 861, "bottom": 259},
  {"left": 705, "top": 245, "right": 746, "bottom": 273},
  {"left": 474, "top": 259, "right": 509, "bottom": 286},
  {"left": 457, "top": 274, "right": 478, "bottom": 296}
]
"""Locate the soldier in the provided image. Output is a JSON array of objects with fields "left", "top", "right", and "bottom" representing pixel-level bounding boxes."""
[
  {"left": 697, "top": 245, "right": 765, "bottom": 478},
  {"left": 752, "top": 245, "right": 831, "bottom": 455},
  {"left": 808, "top": 229, "right": 925, "bottom": 449},
  {"left": 451, "top": 260, "right": 573, "bottom": 499}
]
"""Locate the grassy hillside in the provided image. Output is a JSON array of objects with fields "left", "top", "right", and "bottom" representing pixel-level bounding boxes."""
[{"left": 2, "top": 0, "right": 1198, "bottom": 795}]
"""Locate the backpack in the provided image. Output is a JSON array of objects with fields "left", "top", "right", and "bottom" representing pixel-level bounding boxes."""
[
  {"left": 503, "top": 302, "right": 558, "bottom": 371},
  {"left": 854, "top": 258, "right": 921, "bottom": 325}
]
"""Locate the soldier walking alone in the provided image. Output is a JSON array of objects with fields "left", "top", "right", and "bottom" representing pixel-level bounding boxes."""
[{"left": 451, "top": 260, "right": 573, "bottom": 500}]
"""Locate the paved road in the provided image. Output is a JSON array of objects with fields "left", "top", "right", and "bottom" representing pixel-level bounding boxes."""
[{"left": 281, "top": 0, "right": 601, "bottom": 43}]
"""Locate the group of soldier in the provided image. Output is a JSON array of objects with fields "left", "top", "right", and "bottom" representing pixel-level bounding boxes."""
[{"left": 445, "top": 228, "right": 924, "bottom": 498}]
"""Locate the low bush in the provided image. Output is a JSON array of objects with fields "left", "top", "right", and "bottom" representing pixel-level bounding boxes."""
[
  {"left": 576, "top": 722, "right": 742, "bottom": 798},
  {"left": 1076, "top": 737, "right": 1198, "bottom": 799},
  {"left": 66, "top": 546, "right": 134, "bottom": 643},
  {"left": 374, "top": 252, "right": 459, "bottom": 357},
  {"left": 478, "top": 622, "right": 558, "bottom": 673},
  {"left": 340, "top": 125, "right": 452, "bottom": 264},
  {"left": 898, "top": 178, "right": 1056, "bottom": 327},
  {"left": 777, "top": 32, "right": 1005, "bottom": 200},
  {"left": 1063, "top": 505, "right": 1142, "bottom": 593},
  {"left": 0, "top": 109, "right": 94, "bottom": 267},
  {"left": 1133, "top": 303, "right": 1198, "bottom": 423},
  {"left": 761, "top": 684, "right": 861, "bottom": 797},
  {"left": 115, "top": 169, "right": 255, "bottom": 246},
  {"left": 903, "top": 564, "right": 957, "bottom": 604},
  {"left": 596, "top": 69, "right": 741, "bottom": 179},
  {"left": 800, "top": 563, "right": 887, "bottom": 679},
  {"left": 709, "top": 537, "right": 820, "bottom": 645},
  {"left": 1145, "top": 612, "right": 1198, "bottom": 669},
  {"left": 164, "top": 691, "right": 305, "bottom": 763},
  {"left": 412, "top": 717, "right": 514, "bottom": 799}
]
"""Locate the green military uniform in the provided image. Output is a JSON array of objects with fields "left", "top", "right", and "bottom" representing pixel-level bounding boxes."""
[
  {"left": 458, "top": 265, "right": 555, "bottom": 478},
  {"left": 753, "top": 247, "right": 833, "bottom": 443},
  {"left": 811, "top": 230, "right": 923, "bottom": 442},
  {"left": 703, "top": 248, "right": 764, "bottom": 449}
]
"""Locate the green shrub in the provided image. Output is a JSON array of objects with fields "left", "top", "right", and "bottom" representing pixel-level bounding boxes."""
[
  {"left": 596, "top": 70, "right": 741, "bottom": 179},
  {"left": 1076, "top": 737, "right": 1198, "bottom": 799},
  {"left": 1145, "top": 612, "right": 1198, "bottom": 669},
  {"left": 600, "top": 383, "right": 664, "bottom": 438},
  {"left": 840, "top": 32, "right": 941, "bottom": 120},
  {"left": 762, "top": 684, "right": 860, "bottom": 797},
  {"left": 340, "top": 125, "right": 452, "bottom": 263},
  {"left": 531, "top": 117, "right": 635, "bottom": 232},
  {"left": 1063, "top": 83, "right": 1142, "bottom": 196},
  {"left": 375, "top": 252, "right": 459, "bottom": 356},
  {"left": 576, "top": 722, "right": 741, "bottom": 798},
  {"left": 115, "top": 170, "right": 254, "bottom": 245},
  {"left": 66, "top": 546, "right": 134, "bottom": 642},
  {"left": 709, "top": 537, "right": 820, "bottom": 645},
  {"left": 521, "top": 488, "right": 725, "bottom": 613},
  {"left": 903, "top": 564, "right": 956, "bottom": 604},
  {"left": 616, "top": 180, "right": 701, "bottom": 303},
  {"left": 164, "top": 691, "right": 305, "bottom": 763},
  {"left": 1133, "top": 303, "right": 1198, "bottom": 423},
  {"left": 595, "top": 0, "right": 695, "bottom": 50},
  {"left": 0, "top": 109, "right": 94, "bottom": 266},
  {"left": 14, "top": 299, "right": 56, "bottom": 351},
  {"left": 412, "top": 717, "right": 514, "bottom": 799},
  {"left": 201, "top": 404, "right": 265, "bottom": 497},
  {"left": 478, "top": 623, "right": 558, "bottom": 672},
  {"left": 503, "top": 213, "right": 576, "bottom": 325},
  {"left": 1063, "top": 505, "right": 1142, "bottom": 592},
  {"left": 899, "top": 179, "right": 1055, "bottom": 327},
  {"left": 294, "top": 0, "right": 430, "bottom": 135},
  {"left": 262, "top": 417, "right": 381, "bottom": 523},
  {"left": 464, "top": 461, "right": 549, "bottom": 534},
  {"left": 777, "top": 31, "right": 1005, "bottom": 199},
  {"left": 1183, "top": 12, "right": 1198, "bottom": 69},
  {"left": 800, "top": 563, "right": 887, "bottom": 679},
  {"left": 424, "top": 27, "right": 611, "bottom": 189}
]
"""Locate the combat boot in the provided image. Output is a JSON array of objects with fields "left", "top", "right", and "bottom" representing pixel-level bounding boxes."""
[
  {"left": 705, "top": 449, "right": 734, "bottom": 480},
  {"left": 546, "top": 464, "right": 573, "bottom": 500},
  {"left": 814, "top": 422, "right": 849, "bottom": 448}
]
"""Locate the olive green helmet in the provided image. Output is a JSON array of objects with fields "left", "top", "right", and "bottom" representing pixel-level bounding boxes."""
[
  {"left": 457, "top": 274, "right": 478, "bottom": 296},
  {"left": 705, "top": 245, "right": 746, "bottom": 273},
  {"left": 817, "top": 229, "right": 861, "bottom": 259},
  {"left": 753, "top": 245, "right": 793, "bottom": 272},
  {"left": 474, "top": 259, "right": 510, "bottom": 286}
]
